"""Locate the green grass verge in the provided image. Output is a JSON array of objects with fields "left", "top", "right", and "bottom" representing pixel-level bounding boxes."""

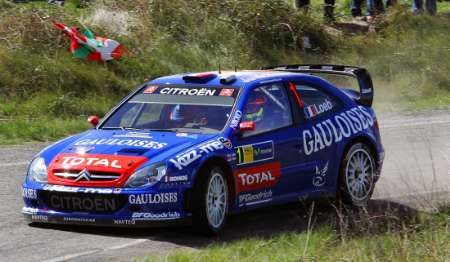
[
  {"left": 0, "top": 0, "right": 449, "bottom": 144},
  {"left": 0, "top": 117, "right": 88, "bottom": 145},
  {"left": 144, "top": 205, "right": 450, "bottom": 261}
]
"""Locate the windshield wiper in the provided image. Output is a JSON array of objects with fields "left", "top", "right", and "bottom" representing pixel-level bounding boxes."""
[
  {"left": 101, "top": 126, "right": 142, "bottom": 131},
  {"left": 148, "top": 128, "right": 177, "bottom": 132}
]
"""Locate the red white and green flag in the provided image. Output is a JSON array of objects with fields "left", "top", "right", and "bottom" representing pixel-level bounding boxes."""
[{"left": 53, "top": 21, "right": 124, "bottom": 62}]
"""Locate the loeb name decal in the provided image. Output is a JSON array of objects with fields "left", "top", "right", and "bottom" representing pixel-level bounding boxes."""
[
  {"left": 234, "top": 162, "right": 281, "bottom": 194},
  {"left": 303, "top": 106, "right": 374, "bottom": 155},
  {"left": 128, "top": 193, "right": 178, "bottom": 205},
  {"left": 74, "top": 138, "right": 167, "bottom": 149}
]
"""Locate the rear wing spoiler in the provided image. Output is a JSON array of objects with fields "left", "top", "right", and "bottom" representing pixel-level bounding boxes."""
[{"left": 261, "top": 64, "right": 374, "bottom": 107}]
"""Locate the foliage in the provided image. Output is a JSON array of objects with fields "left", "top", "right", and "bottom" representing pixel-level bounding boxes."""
[
  {"left": 0, "top": 0, "right": 449, "bottom": 143},
  {"left": 144, "top": 204, "right": 450, "bottom": 262}
]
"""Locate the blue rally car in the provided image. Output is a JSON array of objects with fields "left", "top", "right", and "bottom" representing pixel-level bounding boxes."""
[{"left": 22, "top": 64, "right": 384, "bottom": 234}]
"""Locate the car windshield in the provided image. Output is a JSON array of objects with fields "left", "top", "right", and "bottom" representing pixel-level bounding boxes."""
[{"left": 101, "top": 85, "right": 239, "bottom": 134}]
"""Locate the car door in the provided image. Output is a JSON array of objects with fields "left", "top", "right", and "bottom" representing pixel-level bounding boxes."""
[
  {"left": 231, "top": 82, "right": 302, "bottom": 208},
  {"left": 288, "top": 80, "right": 344, "bottom": 194}
]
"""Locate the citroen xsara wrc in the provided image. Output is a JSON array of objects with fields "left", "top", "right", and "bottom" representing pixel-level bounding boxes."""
[{"left": 22, "top": 64, "right": 384, "bottom": 234}]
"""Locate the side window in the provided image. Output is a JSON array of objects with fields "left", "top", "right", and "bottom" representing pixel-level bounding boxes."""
[
  {"left": 242, "top": 83, "right": 293, "bottom": 136},
  {"left": 295, "top": 84, "right": 340, "bottom": 120}
]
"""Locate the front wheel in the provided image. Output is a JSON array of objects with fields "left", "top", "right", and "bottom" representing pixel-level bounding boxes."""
[
  {"left": 192, "top": 166, "right": 229, "bottom": 235},
  {"left": 338, "top": 143, "right": 376, "bottom": 207}
]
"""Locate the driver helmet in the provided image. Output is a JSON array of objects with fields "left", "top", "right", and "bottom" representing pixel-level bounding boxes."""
[{"left": 244, "top": 92, "right": 267, "bottom": 122}]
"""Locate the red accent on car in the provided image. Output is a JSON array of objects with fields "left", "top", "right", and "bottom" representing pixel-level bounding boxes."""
[
  {"left": 47, "top": 153, "right": 147, "bottom": 187},
  {"left": 143, "top": 85, "right": 158, "bottom": 94},
  {"left": 182, "top": 72, "right": 217, "bottom": 81},
  {"left": 87, "top": 115, "right": 100, "bottom": 126},
  {"left": 234, "top": 162, "right": 281, "bottom": 194},
  {"left": 374, "top": 118, "right": 379, "bottom": 132},
  {"left": 239, "top": 121, "right": 256, "bottom": 132},
  {"left": 219, "top": 88, "right": 235, "bottom": 97},
  {"left": 289, "top": 82, "right": 303, "bottom": 107}
]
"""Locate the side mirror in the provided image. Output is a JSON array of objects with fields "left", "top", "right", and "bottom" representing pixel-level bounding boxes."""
[
  {"left": 87, "top": 115, "right": 100, "bottom": 127},
  {"left": 238, "top": 121, "right": 256, "bottom": 134}
]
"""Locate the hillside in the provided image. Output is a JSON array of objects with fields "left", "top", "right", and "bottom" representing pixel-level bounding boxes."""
[{"left": 0, "top": 0, "right": 449, "bottom": 143}]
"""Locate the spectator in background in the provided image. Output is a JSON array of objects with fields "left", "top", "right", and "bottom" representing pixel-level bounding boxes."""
[
  {"left": 351, "top": 0, "right": 395, "bottom": 20},
  {"left": 295, "top": 0, "right": 336, "bottom": 23},
  {"left": 412, "top": 0, "right": 437, "bottom": 14}
]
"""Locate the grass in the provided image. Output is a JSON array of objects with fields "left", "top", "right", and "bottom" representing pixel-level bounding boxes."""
[
  {"left": 144, "top": 204, "right": 450, "bottom": 261},
  {"left": 0, "top": 0, "right": 449, "bottom": 144}
]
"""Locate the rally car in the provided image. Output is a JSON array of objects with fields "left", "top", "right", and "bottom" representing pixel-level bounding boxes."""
[{"left": 22, "top": 64, "right": 384, "bottom": 234}]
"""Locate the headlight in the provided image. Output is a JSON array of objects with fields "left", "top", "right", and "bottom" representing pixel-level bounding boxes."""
[
  {"left": 27, "top": 157, "right": 48, "bottom": 183},
  {"left": 125, "top": 163, "right": 167, "bottom": 188}
]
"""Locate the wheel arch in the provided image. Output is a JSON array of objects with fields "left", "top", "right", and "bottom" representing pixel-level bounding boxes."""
[
  {"left": 184, "top": 156, "right": 235, "bottom": 212},
  {"left": 335, "top": 135, "right": 379, "bottom": 186}
]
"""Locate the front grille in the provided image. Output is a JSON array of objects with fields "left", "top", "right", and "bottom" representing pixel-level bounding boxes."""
[
  {"left": 41, "top": 191, "right": 127, "bottom": 214},
  {"left": 53, "top": 170, "right": 121, "bottom": 181}
]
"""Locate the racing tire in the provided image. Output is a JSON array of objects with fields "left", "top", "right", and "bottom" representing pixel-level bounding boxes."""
[
  {"left": 338, "top": 143, "right": 376, "bottom": 207},
  {"left": 192, "top": 166, "right": 229, "bottom": 235}
]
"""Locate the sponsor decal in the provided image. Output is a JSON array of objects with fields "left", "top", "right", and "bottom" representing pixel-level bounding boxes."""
[
  {"left": 235, "top": 141, "right": 274, "bottom": 165},
  {"left": 22, "top": 207, "right": 39, "bottom": 214},
  {"left": 114, "top": 219, "right": 136, "bottom": 225},
  {"left": 59, "top": 155, "right": 123, "bottom": 169},
  {"left": 63, "top": 217, "right": 96, "bottom": 223},
  {"left": 219, "top": 88, "right": 235, "bottom": 97},
  {"left": 238, "top": 190, "right": 273, "bottom": 207},
  {"left": 361, "top": 88, "right": 372, "bottom": 94},
  {"left": 169, "top": 138, "right": 227, "bottom": 170},
  {"left": 49, "top": 195, "right": 117, "bottom": 212},
  {"left": 229, "top": 110, "right": 242, "bottom": 129},
  {"left": 114, "top": 132, "right": 152, "bottom": 139},
  {"left": 74, "top": 138, "right": 167, "bottom": 149},
  {"left": 132, "top": 211, "right": 180, "bottom": 220},
  {"left": 73, "top": 146, "right": 95, "bottom": 154},
  {"left": 303, "top": 106, "right": 374, "bottom": 155},
  {"left": 304, "top": 100, "right": 333, "bottom": 119},
  {"left": 175, "top": 133, "right": 198, "bottom": 139},
  {"left": 143, "top": 85, "right": 159, "bottom": 94},
  {"left": 22, "top": 188, "right": 37, "bottom": 199},
  {"left": 234, "top": 162, "right": 281, "bottom": 194},
  {"left": 31, "top": 215, "right": 48, "bottom": 222},
  {"left": 128, "top": 193, "right": 178, "bottom": 205},
  {"left": 312, "top": 161, "right": 328, "bottom": 187},
  {"left": 160, "top": 87, "right": 216, "bottom": 96},
  {"left": 218, "top": 137, "right": 233, "bottom": 149},
  {"left": 164, "top": 175, "right": 188, "bottom": 183},
  {"left": 226, "top": 152, "right": 237, "bottom": 162},
  {"left": 43, "top": 185, "right": 122, "bottom": 194},
  {"left": 143, "top": 86, "right": 238, "bottom": 97}
]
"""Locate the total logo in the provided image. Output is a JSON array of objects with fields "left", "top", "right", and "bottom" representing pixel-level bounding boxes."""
[
  {"left": 60, "top": 156, "right": 122, "bottom": 168},
  {"left": 234, "top": 162, "right": 281, "bottom": 194}
]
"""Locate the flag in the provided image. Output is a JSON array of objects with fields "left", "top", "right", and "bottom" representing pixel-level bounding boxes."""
[
  {"left": 53, "top": 21, "right": 124, "bottom": 62},
  {"left": 305, "top": 104, "right": 318, "bottom": 118}
]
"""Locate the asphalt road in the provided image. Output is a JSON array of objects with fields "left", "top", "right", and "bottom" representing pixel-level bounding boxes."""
[{"left": 0, "top": 111, "right": 449, "bottom": 262}]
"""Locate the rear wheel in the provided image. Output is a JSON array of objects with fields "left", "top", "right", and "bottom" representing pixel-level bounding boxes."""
[
  {"left": 192, "top": 166, "right": 228, "bottom": 235},
  {"left": 338, "top": 143, "right": 376, "bottom": 207}
]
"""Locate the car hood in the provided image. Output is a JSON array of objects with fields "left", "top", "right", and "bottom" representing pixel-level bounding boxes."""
[
  {"left": 55, "top": 129, "right": 215, "bottom": 160},
  {"left": 42, "top": 129, "right": 216, "bottom": 187}
]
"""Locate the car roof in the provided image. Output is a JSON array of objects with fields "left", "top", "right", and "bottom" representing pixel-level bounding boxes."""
[{"left": 148, "top": 70, "right": 315, "bottom": 87}]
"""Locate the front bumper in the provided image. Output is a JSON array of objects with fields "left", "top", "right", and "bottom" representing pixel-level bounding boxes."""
[{"left": 22, "top": 183, "right": 190, "bottom": 227}]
